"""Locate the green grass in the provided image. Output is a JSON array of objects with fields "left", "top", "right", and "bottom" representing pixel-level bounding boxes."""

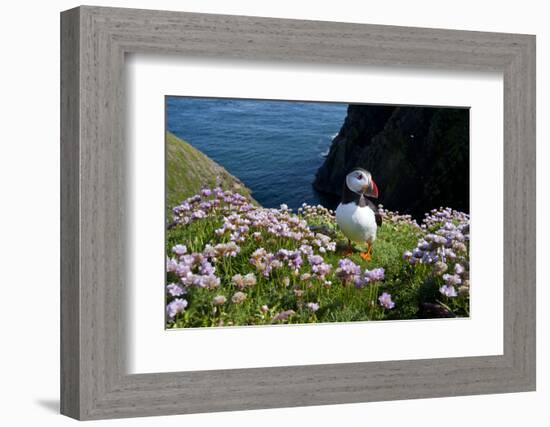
[{"left": 166, "top": 132, "right": 255, "bottom": 217}]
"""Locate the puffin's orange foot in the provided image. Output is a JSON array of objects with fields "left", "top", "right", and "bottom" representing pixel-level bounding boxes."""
[
  {"left": 360, "top": 242, "right": 373, "bottom": 261},
  {"left": 360, "top": 252, "right": 371, "bottom": 261}
]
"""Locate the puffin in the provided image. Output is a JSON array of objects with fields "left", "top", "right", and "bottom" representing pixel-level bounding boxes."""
[{"left": 335, "top": 168, "right": 382, "bottom": 261}]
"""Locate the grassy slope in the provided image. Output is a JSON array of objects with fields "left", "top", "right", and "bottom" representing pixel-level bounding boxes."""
[{"left": 166, "top": 132, "right": 254, "bottom": 215}]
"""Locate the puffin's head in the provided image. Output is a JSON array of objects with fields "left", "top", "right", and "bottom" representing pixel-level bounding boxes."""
[{"left": 345, "top": 168, "right": 379, "bottom": 199}]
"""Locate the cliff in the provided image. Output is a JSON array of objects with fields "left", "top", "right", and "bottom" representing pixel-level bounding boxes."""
[{"left": 313, "top": 105, "right": 469, "bottom": 219}]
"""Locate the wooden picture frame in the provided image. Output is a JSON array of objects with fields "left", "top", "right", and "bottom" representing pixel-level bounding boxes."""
[{"left": 60, "top": 5, "right": 536, "bottom": 420}]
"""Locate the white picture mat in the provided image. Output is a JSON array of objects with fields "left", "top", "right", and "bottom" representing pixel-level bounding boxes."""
[{"left": 126, "top": 54, "right": 503, "bottom": 374}]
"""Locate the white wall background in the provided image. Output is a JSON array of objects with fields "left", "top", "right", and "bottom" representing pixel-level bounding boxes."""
[{"left": 0, "top": 0, "right": 546, "bottom": 425}]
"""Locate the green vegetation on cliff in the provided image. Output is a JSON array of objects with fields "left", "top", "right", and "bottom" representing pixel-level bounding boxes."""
[{"left": 166, "top": 132, "right": 254, "bottom": 216}]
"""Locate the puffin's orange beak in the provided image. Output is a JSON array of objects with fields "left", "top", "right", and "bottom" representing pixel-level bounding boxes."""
[{"left": 364, "top": 179, "right": 379, "bottom": 199}]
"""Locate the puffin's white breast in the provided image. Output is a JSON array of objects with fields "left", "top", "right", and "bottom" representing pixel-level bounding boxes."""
[{"left": 335, "top": 202, "right": 377, "bottom": 244}]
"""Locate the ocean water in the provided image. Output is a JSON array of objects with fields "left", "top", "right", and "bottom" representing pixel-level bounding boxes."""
[{"left": 166, "top": 97, "right": 347, "bottom": 210}]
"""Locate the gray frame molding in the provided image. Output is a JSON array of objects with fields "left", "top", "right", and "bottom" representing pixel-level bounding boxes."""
[{"left": 60, "top": 5, "right": 536, "bottom": 420}]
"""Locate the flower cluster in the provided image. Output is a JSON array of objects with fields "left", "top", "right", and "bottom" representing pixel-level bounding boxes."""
[
  {"left": 307, "top": 254, "right": 332, "bottom": 279},
  {"left": 215, "top": 213, "right": 251, "bottom": 242},
  {"left": 232, "top": 273, "right": 257, "bottom": 289},
  {"left": 172, "top": 187, "right": 253, "bottom": 226},
  {"left": 166, "top": 282, "right": 186, "bottom": 297},
  {"left": 404, "top": 207, "right": 470, "bottom": 298},
  {"left": 311, "top": 233, "right": 337, "bottom": 253},
  {"left": 306, "top": 302, "right": 320, "bottom": 312},
  {"left": 166, "top": 245, "right": 224, "bottom": 321},
  {"left": 166, "top": 298, "right": 188, "bottom": 320},
  {"left": 422, "top": 207, "right": 470, "bottom": 230},
  {"left": 439, "top": 284, "right": 458, "bottom": 297},
  {"left": 167, "top": 189, "right": 344, "bottom": 322},
  {"left": 276, "top": 248, "right": 304, "bottom": 272},
  {"left": 377, "top": 204, "right": 421, "bottom": 229},
  {"left": 378, "top": 292, "right": 395, "bottom": 309},
  {"left": 167, "top": 245, "right": 220, "bottom": 290},
  {"left": 185, "top": 198, "right": 339, "bottom": 258},
  {"left": 248, "top": 244, "right": 334, "bottom": 280},
  {"left": 354, "top": 267, "right": 386, "bottom": 289},
  {"left": 203, "top": 242, "right": 241, "bottom": 259},
  {"left": 297, "top": 203, "right": 334, "bottom": 222},
  {"left": 334, "top": 258, "right": 385, "bottom": 289},
  {"left": 335, "top": 258, "right": 362, "bottom": 285},
  {"left": 231, "top": 291, "right": 247, "bottom": 304},
  {"left": 249, "top": 248, "right": 283, "bottom": 277},
  {"left": 212, "top": 295, "right": 227, "bottom": 306},
  {"left": 271, "top": 309, "right": 296, "bottom": 323}
]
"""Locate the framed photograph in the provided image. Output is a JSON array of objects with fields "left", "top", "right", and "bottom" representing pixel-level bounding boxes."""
[
  {"left": 163, "top": 98, "right": 471, "bottom": 330},
  {"left": 61, "top": 6, "right": 536, "bottom": 420}
]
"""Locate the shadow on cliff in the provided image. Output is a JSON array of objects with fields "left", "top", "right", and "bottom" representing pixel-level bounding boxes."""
[{"left": 313, "top": 104, "right": 470, "bottom": 221}]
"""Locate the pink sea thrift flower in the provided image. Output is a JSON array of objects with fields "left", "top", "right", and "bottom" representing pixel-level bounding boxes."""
[
  {"left": 172, "top": 244, "right": 187, "bottom": 256},
  {"left": 272, "top": 309, "right": 296, "bottom": 322},
  {"left": 166, "top": 257, "right": 178, "bottom": 273},
  {"left": 366, "top": 267, "right": 385, "bottom": 282},
  {"left": 231, "top": 291, "right": 247, "bottom": 304},
  {"left": 378, "top": 292, "right": 395, "bottom": 309},
  {"left": 166, "top": 283, "right": 185, "bottom": 297},
  {"left": 336, "top": 258, "right": 361, "bottom": 285},
  {"left": 439, "top": 284, "right": 458, "bottom": 297},
  {"left": 442, "top": 273, "right": 462, "bottom": 286},
  {"left": 306, "top": 302, "right": 320, "bottom": 312},
  {"left": 201, "top": 274, "right": 220, "bottom": 289},
  {"left": 166, "top": 298, "right": 188, "bottom": 319},
  {"left": 212, "top": 295, "right": 227, "bottom": 306}
]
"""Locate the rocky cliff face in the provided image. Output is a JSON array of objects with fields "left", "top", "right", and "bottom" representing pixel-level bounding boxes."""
[{"left": 313, "top": 105, "right": 469, "bottom": 220}]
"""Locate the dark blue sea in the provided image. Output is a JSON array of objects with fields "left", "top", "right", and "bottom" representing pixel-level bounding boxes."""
[{"left": 166, "top": 97, "right": 347, "bottom": 210}]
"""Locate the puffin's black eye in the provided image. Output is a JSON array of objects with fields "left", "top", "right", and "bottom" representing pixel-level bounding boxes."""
[{"left": 356, "top": 174, "right": 363, "bottom": 180}]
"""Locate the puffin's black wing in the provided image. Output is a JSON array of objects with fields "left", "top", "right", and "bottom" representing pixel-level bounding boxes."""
[{"left": 365, "top": 198, "right": 383, "bottom": 227}]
